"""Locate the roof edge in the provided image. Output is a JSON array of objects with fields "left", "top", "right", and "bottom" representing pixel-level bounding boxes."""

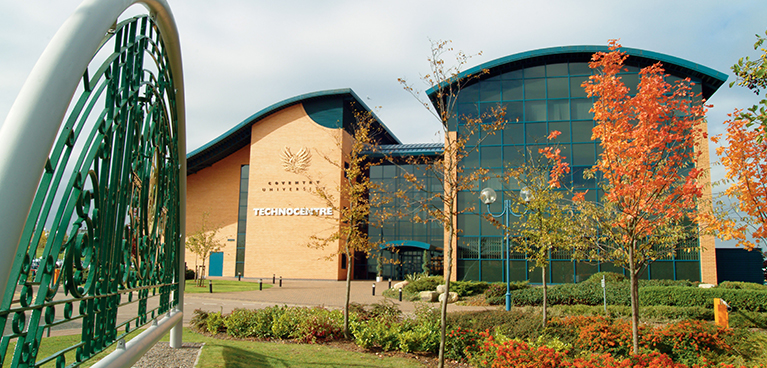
[
  {"left": 426, "top": 45, "right": 728, "bottom": 97},
  {"left": 188, "top": 88, "right": 400, "bottom": 159}
]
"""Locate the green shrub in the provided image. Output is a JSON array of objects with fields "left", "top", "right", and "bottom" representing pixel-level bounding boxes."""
[
  {"left": 369, "top": 299, "right": 401, "bottom": 320},
  {"left": 641, "top": 305, "right": 713, "bottom": 321},
  {"left": 639, "top": 279, "right": 698, "bottom": 287},
  {"left": 352, "top": 318, "right": 401, "bottom": 351},
  {"left": 585, "top": 272, "right": 625, "bottom": 283},
  {"left": 447, "top": 308, "right": 544, "bottom": 340},
  {"left": 403, "top": 275, "right": 444, "bottom": 293},
  {"left": 271, "top": 307, "right": 310, "bottom": 339},
  {"left": 246, "top": 306, "right": 285, "bottom": 338},
  {"left": 351, "top": 320, "right": 376, "bottom": 349},
  {"left": 348, "top": 302, "right": 372, "bottom": 321},
  {"left": 506, "top": 282, "right": 625, "bottom": 306},
  {"left": 718, "top": 281, "right": 767, "bottom": 290},
  {"left": 500, "top": 280, "right": 763, "bottom": 310},
  {"left": 730, "top": 310, "right": 767, "bottom": 329},
  {"left": 206, "top": 311, "right": 226, "bottom": 334},
  {"left": 185, "top": 268, "right": 195, "bottom": 280},
  {"left": 548, "top": 304, "right": 713, "bottom": 322},
  {"left": 451, "top": 281, "right": 490, "bottom": 297},
  {"left": 484, "top": 281, "right": 529, "bottom": 305},
  {"left": 413, "top": 303, "right": 439, "bottom": 326},
  {"left": 294, "top": 307, "right": 344, "bottom": 343},
  {"left": 396, "top": 304, "right": 440, "bottom": 353},
  {"left": 398, "top": 325, "right": 439, "bottom": 353},
  {"left": 640, "top": 286, "right": 767, "bottom": 312},
  {"left": 189, "top": 309, "right": 209, "bottom": 331},
  {"left": 225, "top": 309, "right": 258, "bottom": 338}
]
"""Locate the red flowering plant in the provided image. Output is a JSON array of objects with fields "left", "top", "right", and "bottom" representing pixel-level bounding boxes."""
[
  {"left": 445, "top": 326, "right": 484, "bottom": 362},
  {"left": 645, "top": 320, "right": 733, "bottom": 366}
]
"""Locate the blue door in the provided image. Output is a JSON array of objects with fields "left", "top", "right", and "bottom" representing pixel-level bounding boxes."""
[{"left": 209, "top": 252, "right": 223, "bottom": 277}]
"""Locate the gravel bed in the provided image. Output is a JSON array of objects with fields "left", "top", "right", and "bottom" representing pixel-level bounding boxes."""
[{"left": 132, "top": 342, "right": 203, "bottom": 368}]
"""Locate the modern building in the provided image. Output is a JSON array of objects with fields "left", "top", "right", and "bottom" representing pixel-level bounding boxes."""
[{"left": 186, "top": 45, "right": 727, "bottom": 284}]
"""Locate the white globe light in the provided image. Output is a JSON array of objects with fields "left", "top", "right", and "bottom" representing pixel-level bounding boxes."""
[
  {"left": 480, "top": 187, "right": 497, "bottom": 205},
  {"left": 520, "top": 187, "right": 533, "bottom": 202}
]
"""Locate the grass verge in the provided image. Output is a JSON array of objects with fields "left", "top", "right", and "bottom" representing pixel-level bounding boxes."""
[
  {"left": 12, "top": 328, "right": 422, "bottom": 368},
  {"left": 185, "top": 279, "right": 273, "bottom": 293},
  {"left": 170, "top": 329, "right": 423, "bottom": 368}
]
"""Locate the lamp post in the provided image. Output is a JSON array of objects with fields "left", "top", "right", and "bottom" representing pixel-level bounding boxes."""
[{"left": 480, "top": 187, "right": 531, "bottom": 311}]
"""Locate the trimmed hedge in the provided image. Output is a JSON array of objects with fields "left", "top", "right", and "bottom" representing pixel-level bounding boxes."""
[
  {"left": 504, "top": 282, "right": 767, "bottom": 312},
  {"left": 640, "top": 286, "right": 767, "bottom": 312},
  {"left": 507, "top": 281, "right": 631, "bottom": 306},
  {"left": 446, "top": 309, "right": 545, "bottom": 340},
  {"left": 717, "top": 281, "right": 767, "bottom": 290}
]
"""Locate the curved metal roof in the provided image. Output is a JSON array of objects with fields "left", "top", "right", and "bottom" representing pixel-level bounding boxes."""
[
  {"left": 187, "top": 88, "right": 400, "bottom": 175},
  {"left": 426, "top": 45, "right": 728, "bottom": 100}
]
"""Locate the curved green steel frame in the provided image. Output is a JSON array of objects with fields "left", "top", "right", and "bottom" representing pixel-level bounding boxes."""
[{"left": 0, "top": 12, "right": 182, "bottom": 368}]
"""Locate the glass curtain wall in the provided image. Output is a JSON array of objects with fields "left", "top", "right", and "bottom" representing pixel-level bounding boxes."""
[
  {"left": 368, "top": 163, "right": 444, "bottom": 279},
  {"left": 454, "top": 61, "right": 702, "bottom": 283}
]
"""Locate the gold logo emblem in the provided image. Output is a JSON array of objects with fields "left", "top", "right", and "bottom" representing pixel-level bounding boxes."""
[{"left": 280, "top": 146, "right": 311, "bottom": 173}]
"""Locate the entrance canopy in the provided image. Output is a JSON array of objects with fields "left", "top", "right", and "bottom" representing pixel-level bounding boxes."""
[{"left": 380, "top": 240, "right": 439, "bottom": 251}]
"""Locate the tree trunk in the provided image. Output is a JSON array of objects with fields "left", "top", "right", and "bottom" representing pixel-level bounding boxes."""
[
  {"left": 438, "top": 231, "right": 453, "bottom": 368},
  {"left": 629, "top": 241, "right": 640, "bottom": 355},
  {"left": 542, "top": 265, "right": 548, "bottom": 328},
  {"left": 344, "top": 249, "right": 352, "bottom": 338}
]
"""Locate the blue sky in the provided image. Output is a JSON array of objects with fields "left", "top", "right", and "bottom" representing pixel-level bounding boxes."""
[{"left": 1, "top": 0, "right": 766, "bottom": 246}]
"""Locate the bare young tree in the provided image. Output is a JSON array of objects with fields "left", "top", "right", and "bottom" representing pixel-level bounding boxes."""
[
  {"left": 399, "top": 39, "right": 506, "bottom": 368},
  {"left": 185, "top": 212, "right": 224, "bottom": 286},
  {"left": 306, "top": 108, "right": 387, "bottom": 338}
]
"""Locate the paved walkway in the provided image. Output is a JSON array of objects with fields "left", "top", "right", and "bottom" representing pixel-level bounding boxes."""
[
  {"left": 182, "top": 277, "right": 496, "bottom": 326},
  {"left": 41, "top": 278, "right": 497, "bottom": 336}
]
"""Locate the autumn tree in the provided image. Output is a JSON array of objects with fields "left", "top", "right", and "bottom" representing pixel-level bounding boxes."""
[
  {"left": 399, "top": 39, "right": 505, "bottom": 368},
  {"left": 574, "top": 41, "right": 708, "bottom": 355},
  {"left": 711, "top": 30, "right": 767, "bottom": 250},
  {"left": 306, "top": 108, "right": 385, "bottom": 338},
  {"left": 185, "top": 212, "right": 224, "bottom": 286},
  {"left": 495, "top": 130, "right": 579, "bottom": 328}
]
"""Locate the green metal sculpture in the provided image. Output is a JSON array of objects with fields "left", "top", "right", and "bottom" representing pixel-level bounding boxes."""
[{"left": 0, "top": 11, "right": 183, "bottom": 367}]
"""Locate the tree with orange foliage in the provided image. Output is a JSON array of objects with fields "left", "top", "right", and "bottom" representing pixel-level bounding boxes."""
[
  {"left": 574, "top": 40, "right": 708, "bottom": 355},
  {"left": 711, "top": 30, "right": 767, "bottom": 251}
]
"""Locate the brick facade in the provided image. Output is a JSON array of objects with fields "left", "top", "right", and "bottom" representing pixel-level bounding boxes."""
[{"left": 186, "top": 103, "right": 346, "bottom": 280}]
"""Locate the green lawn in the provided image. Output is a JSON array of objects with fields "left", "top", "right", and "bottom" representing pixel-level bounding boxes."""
[
  {"left": 169, "top": 329, "right": 423, "bottom": 368},
  {"left": 10, "top": 328, "right": 422, "bottom": 368},
  {"left": 185, "top": 279, "right": 273, "bottom": 293}
]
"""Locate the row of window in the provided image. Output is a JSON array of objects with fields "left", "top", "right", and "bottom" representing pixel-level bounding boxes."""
[
  {"left": 463, "top": 143, "right": 601, "bottom": 168},
  {"left": 456, "top": 98, "right": 595, "bottom": 125},
  {"left": 457, "top": 259, "right": 701, "bottom": 283},
  {"left": 456, "top": 237, "right": 700, "bottom": 261},
  {"left": 457, "top": 63, "right": 699, "bottom": 105},
  {"left": 463, "top": 120, "right": 598, "bottom": 146}
]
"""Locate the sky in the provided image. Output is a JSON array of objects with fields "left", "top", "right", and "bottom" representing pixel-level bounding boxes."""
[{"left": 1, "top": 1, "right": 766, "bottom": 246}]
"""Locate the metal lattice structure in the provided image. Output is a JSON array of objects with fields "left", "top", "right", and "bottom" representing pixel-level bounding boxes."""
[{"left": 0, "top": 1, "right": 185, "bottom": 367}]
